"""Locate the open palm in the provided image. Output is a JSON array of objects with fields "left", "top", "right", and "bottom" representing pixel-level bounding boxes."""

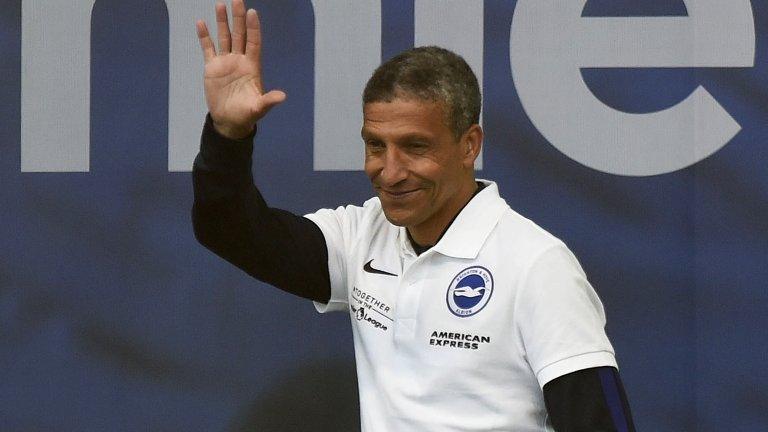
[{"left": 196, "top": 0, "right": 286, "bottom": 139}]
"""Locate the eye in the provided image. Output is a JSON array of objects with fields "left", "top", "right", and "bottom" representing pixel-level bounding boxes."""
[
  {"left": 365, "top": 139, "right": 385, "bottom": 153},
  {"left": 406, "top": 141, "right": 429, "bottom": 153}
]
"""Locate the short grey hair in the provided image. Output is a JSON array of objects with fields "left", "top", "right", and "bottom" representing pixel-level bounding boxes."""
[{"left": 362, "top": 46, "right": 481, "bottom": 139}]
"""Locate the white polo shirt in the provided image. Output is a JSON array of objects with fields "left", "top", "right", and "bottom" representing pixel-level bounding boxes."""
[{"left": 305, "top": 180, "right": 616, "bottom": 432}]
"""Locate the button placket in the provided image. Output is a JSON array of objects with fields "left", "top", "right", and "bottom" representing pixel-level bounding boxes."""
[{"left": 393, "top": 252, "right": 431, "bottom": 340}]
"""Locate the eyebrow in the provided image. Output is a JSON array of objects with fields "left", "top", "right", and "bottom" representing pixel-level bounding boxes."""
[
  {"left": 398, "top": 133, "right": 433, "bottom": 142},
  {"left": 360, "top": 130, "right": 433, "bottom": 143}
]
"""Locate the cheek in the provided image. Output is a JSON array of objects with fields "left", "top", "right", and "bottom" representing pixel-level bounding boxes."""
[
  {"left": 421, "top": 160, "right": 453, "bottom": 187},
  {"left": 364, "top": 160, "right": 380, "bottom": 181},
  {"left": 429, "top": 164, "right": 462, "bottom": 196}
]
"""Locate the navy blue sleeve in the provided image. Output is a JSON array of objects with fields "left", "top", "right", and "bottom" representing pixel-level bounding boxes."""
[
  {"left": 543, "top": 367, "right": 636, "bottom": 432},
  {"left": 192, "top": 115, "right": 331, "bottom": 303}
]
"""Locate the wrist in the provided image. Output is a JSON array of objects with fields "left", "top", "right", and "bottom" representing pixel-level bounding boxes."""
[{"left": 212, "top": 119, "right": 255, "bottom": 140}]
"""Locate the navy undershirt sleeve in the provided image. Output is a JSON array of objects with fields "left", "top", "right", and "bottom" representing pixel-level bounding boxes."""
[
  {"left": 192, "top": 115, "right": 332, "bottom": 303},
  {"left": 543, "top": 367, "right": 636, "bottom": 432}
]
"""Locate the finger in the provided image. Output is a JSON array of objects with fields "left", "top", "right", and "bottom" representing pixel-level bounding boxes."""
[
  {"left": 231, "top": 0, "right": 247, "bottom": 54},
  {"left": 196, "top": 20, "right": 216, "bottom": 62},
  {"left": 245, "top": 9, "right": 262, "bottom": 82},
  {"left": 262, "top": 90, "right": 287, "bottom": 106},
  {"left": 253, "top": 90, "right": 287, "bottom": 118},
  {"left": 215, "top": 2, "right": 231, "bottom": 54}
]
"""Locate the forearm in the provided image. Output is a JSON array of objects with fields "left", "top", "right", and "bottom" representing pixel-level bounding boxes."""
[
  {"left": 192, "top": 115, "right": 331, "bottom": 303},
  {"left": 543, "top": 367, "right": 636, "bottom": 432}
]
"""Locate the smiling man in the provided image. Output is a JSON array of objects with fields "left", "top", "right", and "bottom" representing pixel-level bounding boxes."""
[{"left": 192, "top": 1, "right": 635, "bottom": 431}]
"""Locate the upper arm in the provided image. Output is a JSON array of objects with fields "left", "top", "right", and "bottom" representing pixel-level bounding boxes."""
[
  {"left": 192, "top": 115, "right": 333, "bottom": 303},
  {"left": 514, "top": 244, "right": 617, "bottom": 386},
  {"left": 304, "top": 203, "right": 369, "bottom": 313}
]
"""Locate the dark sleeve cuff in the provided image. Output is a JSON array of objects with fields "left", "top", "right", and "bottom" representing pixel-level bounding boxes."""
[
  {"left": 543, "top": 367, "right": 636, "bottom": 432},
  {"left": 198, "top": 113, "right": 256, "bottom": 172}
]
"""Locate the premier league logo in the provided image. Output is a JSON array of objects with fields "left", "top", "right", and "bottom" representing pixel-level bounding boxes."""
[{"left": 446, "top": 266, "right": 494, "bottom": 317}]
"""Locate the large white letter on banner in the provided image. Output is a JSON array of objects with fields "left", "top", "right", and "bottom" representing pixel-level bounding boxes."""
[
  {"left": 20, "top": 0, "right": 216, "bottom": 173},
  {"left": 169, "top": 1, "right": 382, "bottom": 172},
  {"left": 511, "top": 0, "right": 755, "bottom": 176},
  {"left": 166, "top": 0, "right": 218, "bottom": 172},
  {"left": 21, "top": 0, "right": 96, "bottom": 172},
  {"left": 414, "top": 0, "right": 484, "bottom": 169},
  {"left": 312, "top": 1, "right": 381, "bottom": 171},
  {"left": 170, "top": 1, "right": 384, "bottom": 172}
]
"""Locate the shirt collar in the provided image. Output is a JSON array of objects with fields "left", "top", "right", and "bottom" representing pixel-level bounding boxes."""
[{"left": 397, "top": 179, "right": 509, "bottom": 259}]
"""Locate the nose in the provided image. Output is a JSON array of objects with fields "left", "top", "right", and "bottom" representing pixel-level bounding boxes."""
[{"left": 377, "top": 146, "right": 408, "bottom": 187}]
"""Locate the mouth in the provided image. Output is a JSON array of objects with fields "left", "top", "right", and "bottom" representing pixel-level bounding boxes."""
[{"left": 378, "top": 188, "right": 421, "bottom": 200}]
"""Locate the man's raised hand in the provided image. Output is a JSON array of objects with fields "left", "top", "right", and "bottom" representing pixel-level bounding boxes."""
[{"left": 196, "top": 0, "right": 286, "bottom": 139}]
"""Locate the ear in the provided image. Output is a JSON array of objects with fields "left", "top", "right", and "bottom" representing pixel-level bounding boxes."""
[{"left": 460, "top": 124, "right": 483, "bottom": 169}]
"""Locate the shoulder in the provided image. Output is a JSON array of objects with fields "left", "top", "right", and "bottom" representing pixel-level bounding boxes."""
[
  {"left": 493, "top": 206, "right": 570, "bottom": 265},
  {"left": 303, "top": 196, "right": 388, "bottom": 239},
  {"left": 478, "top": 203, "right": 593, "bottom": 303},
  {"left": 466, "top": 180, "right": 571, "bottom": 270}
]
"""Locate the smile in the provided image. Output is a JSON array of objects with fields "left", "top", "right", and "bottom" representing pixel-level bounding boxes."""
[{"left": 380, "top": 188, "right": 421, "bottom": 200}]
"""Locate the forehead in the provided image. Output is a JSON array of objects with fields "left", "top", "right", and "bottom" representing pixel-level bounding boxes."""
[{"left": 362, "top": 98, "right": 451, "bottom": 138}]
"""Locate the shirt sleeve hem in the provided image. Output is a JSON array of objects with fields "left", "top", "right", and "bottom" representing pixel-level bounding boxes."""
[
  {"left": 536, "top": 350, "right": 617, "bottom": 388},
  {"left": 313, "top": 299, "right": 348, "bottom": 313},
  {"left": 304, "top": 213, "right": 348, "bottom": 313}
]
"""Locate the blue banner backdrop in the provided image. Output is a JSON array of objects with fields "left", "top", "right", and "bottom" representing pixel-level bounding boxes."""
[{"left": 1, "top": 1, "right": 766, "bottom": 431}]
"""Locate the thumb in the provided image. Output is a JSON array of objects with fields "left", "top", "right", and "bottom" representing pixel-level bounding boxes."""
[{"left": 253, "top": 90, "right": 287, "bottom": 118}]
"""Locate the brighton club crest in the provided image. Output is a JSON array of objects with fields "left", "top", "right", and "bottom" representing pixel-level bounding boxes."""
[{"left": 446, "top": 266, "right": 494, "bottom": 317}]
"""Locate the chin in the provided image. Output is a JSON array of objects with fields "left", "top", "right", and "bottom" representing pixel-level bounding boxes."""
[
  {"left": 382, "top": 212, "right": 409, "bottom": 227},
  {"left": 381, "top": 207, "right": 418, "bottom": 228}
]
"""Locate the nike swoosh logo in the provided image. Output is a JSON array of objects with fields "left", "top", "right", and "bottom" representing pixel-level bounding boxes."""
[{"left": 363, "top": 259, "right": 397, "bottom": 277}]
